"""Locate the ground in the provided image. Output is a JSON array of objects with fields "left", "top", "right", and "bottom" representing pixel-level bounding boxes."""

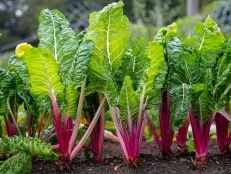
[{"left": 32, "top": 140, "right": 231, "bottom": 174}]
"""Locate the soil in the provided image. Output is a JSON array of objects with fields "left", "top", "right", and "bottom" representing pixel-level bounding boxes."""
[{"left": 32, "top": 140, "right": 231, "bottom": 174}]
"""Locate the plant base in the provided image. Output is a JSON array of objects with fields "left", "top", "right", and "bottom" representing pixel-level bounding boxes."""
[{"left": 192, "top": 156, "right": 207, "bottom": 167}]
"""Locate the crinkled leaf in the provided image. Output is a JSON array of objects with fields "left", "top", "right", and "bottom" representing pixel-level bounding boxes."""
[
  {"left": 38, "top": 9, "right": 79, "bottom": 79},
  {"left": 184, "top": 16, "right": 225, "bottom": 68},
  {"left": 0, "top": 136, "right": 53, "bottom": 157},
  {"left": 191, "top": 69, "right": 214, "bottom": 123},
  {"left": 86, "top": 1, "right": 129, "bottom": 75},
  {"left": 0, "top": 152, "right": 32, "bottom": 174},
  {"left": 68, "top": 40, "right": 94, "bottom": 89},
  {"left": 115, "top": 40, "right": 148, "bottom": 90},
  {"left": 119, "top": 76, "right": 139, "bottom": 119},
  {"left": 105, "top": 79, "right": 118, "bottom": 106},
  {"left": 85, "top": 1, "right": 129, "bottom": 105},
  {"left": 170, "top": 83, "right": 191, "bottom": 130},
  {"left": 23, "top": 48, "right": 64, "bottom": 99},
  {"left": 214, "top": 49, "right": 231, "bottom": 109},
  {"left": 61, "top": 83, "right": 78, "bottom": 118},
  {"left": 166, "top": 37, "right": 192, "bottom": 128},
  {"left": 139, "top": 41, "right": 167, "bottom": 107}
]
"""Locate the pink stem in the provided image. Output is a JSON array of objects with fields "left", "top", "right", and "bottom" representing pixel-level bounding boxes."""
[
  {"left": 68, "top": 80, "right": 86, "bottom": 153},
  {"left": 176, "top": 118, "right": 189, "bottom": 148},
  {"left": 146, "top": 114, "right": 162, "bottom": 149},
  {"left": 69, "top": 97, "right": 106, "bottom": 160},
  {"left": 51, "top": 96, "right": 65, "bottom": 154}
]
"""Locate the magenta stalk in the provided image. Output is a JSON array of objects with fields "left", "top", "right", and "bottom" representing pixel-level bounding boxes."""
[{"left": 189, "top": 108, "right": 214, "bottom": 166}]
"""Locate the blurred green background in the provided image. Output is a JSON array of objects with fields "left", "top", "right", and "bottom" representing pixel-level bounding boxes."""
[{"left": 0, "top": 0, "right": 231, "bottom": 67}]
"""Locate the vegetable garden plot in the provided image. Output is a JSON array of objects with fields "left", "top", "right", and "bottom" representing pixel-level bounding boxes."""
[{"left": 1, "top": 1, "right": 231, "bottom": 173}]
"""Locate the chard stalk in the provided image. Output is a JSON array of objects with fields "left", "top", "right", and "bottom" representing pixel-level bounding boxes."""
[
  {"left": 96, "top": 93, "right": 105, "bottom": 162},
  {"left": 70, "top": 96, "right": 106, "bottom": 160},
  {"left": 110, "top": 107, "right": 129, "bottom": 161},
  {"left": 146, "top": 113, "right": 162, "bottom": 149},
  {"left": 6, "top": 97, "right": 21, "bottom": 136},
  {"left": 68, "top": 79, "right": 86, "bottom": 153},
  {"left": 51, "top": 95, "right": 64, "bottom": 153}
]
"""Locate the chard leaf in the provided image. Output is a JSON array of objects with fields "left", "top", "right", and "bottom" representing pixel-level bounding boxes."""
[
  {"left": 214, "top": 48, "right": 231, "bottom": 109},
  {"left": 195, "top": 16, "right": 224, "bottom": 54},
  {"left": 85, "top": 1, "right": 129, "bottom": 105},
  {"left": 7, "top": 56, "right": 30, "bottom": 91},
  {"left": 184, "top": 16, "right": 225, "bottom": 68},
  {"left": 0, "top": 68, "right": 6, "bottom": 100},
  {"left": 0, "top": 136, "right": 52, "bottom": 157},
  {"left": 115, "top": 40, "right": 148, "bottom": 90},
  {"left": 84, "top": 83, "right": 106, "bottom": 96},
  {"left": 0, "top": 152, "right": 32, "bottom": 174},
  {"left": 170, "top": 83, "right": 191, "bottom": 129},
  {"left": 68, "top": 40, "right": 94, "bottom": 89},
  {"left": 139, "top": 41, "right": 167, "bottom": 107},
  {"left": 119, "top": 76, "right": 139, "bottom": 119},
  {"left": 23, "top": 48, "right": 64, "bottom": 99},
  {"left": 105, "top": 79, "right": 119, "bottom": 106},
  {"left": 86, "top": 1, "right": 129, "bottom": 75},
  {"left": 62, "top": 83, "right": 78, "bottom": 118},
  {"left": 192, "top": 69, "right": 214, "bottom": 122},
  {"left": 154, "top": 22, "right": 177, "bottom": 44},
  {"left": 38, "top": 9, "right": 78, "bottom": 80},
  {"left": 166, "top": 36, "right": 192, "bottom": 128}
]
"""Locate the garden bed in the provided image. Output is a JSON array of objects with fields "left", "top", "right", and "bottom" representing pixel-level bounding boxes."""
[{"left": 32, "top": 140, "right": 231, "bottom": 174}]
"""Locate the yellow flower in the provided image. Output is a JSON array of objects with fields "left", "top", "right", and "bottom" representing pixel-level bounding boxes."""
[{"left": 15, "top": 43, "right": 32, "bottom": 58}]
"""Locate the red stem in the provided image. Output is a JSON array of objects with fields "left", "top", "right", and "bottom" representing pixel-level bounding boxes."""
[
  {"left": 176, "top": 118, "right": 189, "bottom": 150},
  {"left": 189, "top": 108, "right": 214, "bottom": 165},
  {"left": 215, "top": 112, "right": 231, "bottom": 153},
  {"left": 51, "top": 96, "right": 65, "bottom": 154},
  {"left": 4, "top": 116, "right": 17, "bottom": 136}
]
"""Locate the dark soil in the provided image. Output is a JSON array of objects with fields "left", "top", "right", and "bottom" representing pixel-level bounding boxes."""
[{"left": 32, "top": 140, "right": 231, "bottom": 174}]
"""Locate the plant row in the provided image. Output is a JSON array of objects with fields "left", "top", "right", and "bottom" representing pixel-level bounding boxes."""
[{"left": 0, "top": 1, "right": 231, "bottom": 173}]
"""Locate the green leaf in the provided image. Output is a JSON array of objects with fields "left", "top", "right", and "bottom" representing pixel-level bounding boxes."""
[
  {"left": 191, "top": 69, "right": 214, "bottom": 123},
  {"left": 84, "top": 83, "right": 105, "bottom": 96},
  {"left": 68, "top": 40, "right": 94, "bottom": 89},
  {"left": 119, "top": 76, "right": 139, "bottom": 119},
  {"left": 154, "top": 22, "right": 177, "bottom": 44},
  {"left": 115, "top": 39, "right": 148, "bottom": 90},
  {"left": 214, "top": 49, "right": 231, "bottom": 109},
  {"left": 0, "top": 153, "right": 32, "bottom": 174},
  {"left": 139, "top": 41, "right": 167, "bottom": 107},
  {"left": 38, "top": 9, "right": 79, "bottom": 80},
  {"left": 23, "top": 48, "right": 64, "bottom": 99},
  {"left": 184, "top": 16, "right": 225, "bottom": 68},
  {"left": 85, "top": 1, "right": 129, "bottom": 106},
  {"left": 62, "top": 83, "right": 78, "bottom": 118},
  {"left": 170, "top": 83, "right": 191, "bottom": 130},
  {"left": 0, "top": 68, "right": 6, "bottom": 100},
  {"left": 166, "top": 37, "right": 192, "bottom": 128},
  {"left": 86, "top": 1, "right": 129, "bottom": 78},
  {"left": 105, "top": 79, "right": 119, "bottom": 106},
  {"left": 0, "top": 136, "right": 52, "bottom": 157},
  {"left": 195, "top": 16, "right": 224, "bottom": 54}
]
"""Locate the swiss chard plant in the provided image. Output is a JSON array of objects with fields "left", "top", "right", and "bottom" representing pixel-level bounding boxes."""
[
  {"left": 168, "top": 16, "right": 230, "bottom": 166},
  {"left": 213, "top": 34, "right": 231, "bottom": 155},
  {"left": 146, "top": 23, "right": 190, "bottom": 157},
  {"left": 18, "top": 9, "right": 107, "bottom": 170},
  {"left": 0, "top": 51, "right": 39, "bottom": 137},
  {"left": 85, "top": 1, "right": 167, "bottom": 166}
]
